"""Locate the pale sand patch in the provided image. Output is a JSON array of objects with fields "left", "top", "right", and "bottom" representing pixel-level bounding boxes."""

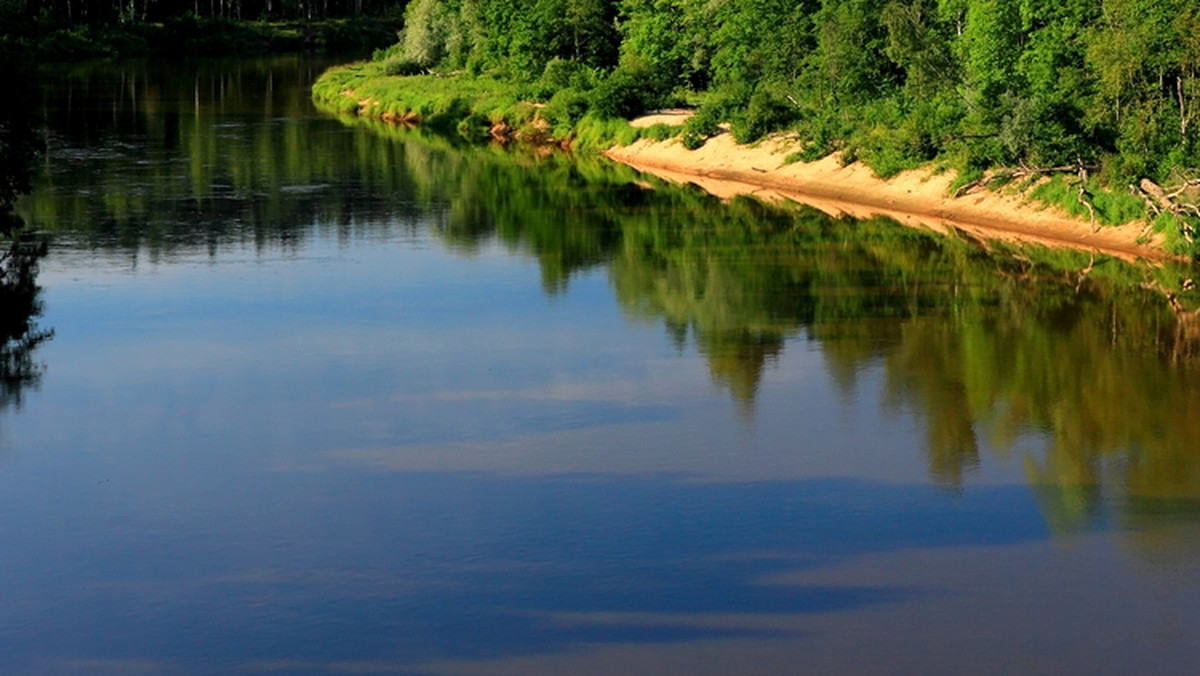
[
  {"left": 627, "top": 109, "right": 694, "bottom": 128},
  {"left": 606, "top": 124, "right": 1171, "bottom": 263}
]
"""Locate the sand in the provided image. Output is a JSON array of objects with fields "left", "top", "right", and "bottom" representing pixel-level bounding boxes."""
[{"left": 606, "top": 117, "right": 1171, "bottom": 263}]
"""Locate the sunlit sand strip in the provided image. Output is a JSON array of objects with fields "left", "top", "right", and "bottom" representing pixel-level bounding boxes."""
[{"left": 606, "top": 129, "right": 1172, "bottom": 264}]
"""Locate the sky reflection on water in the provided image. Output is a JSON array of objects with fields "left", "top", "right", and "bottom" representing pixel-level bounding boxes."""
[{"left": 5, "top": 56, "right": 1200, "bottom": 675}]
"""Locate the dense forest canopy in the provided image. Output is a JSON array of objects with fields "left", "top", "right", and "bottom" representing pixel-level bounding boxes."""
[{"left": 367, "top": 0, "right": 1200, "bottom": 188}]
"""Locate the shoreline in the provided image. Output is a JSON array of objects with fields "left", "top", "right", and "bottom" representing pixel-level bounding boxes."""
[
  {"left": 604, "top": 124, "right": 1172, "bottom": 264},
  {"left": 312, "top": 72, "right": 1177, "bottom": 263}
]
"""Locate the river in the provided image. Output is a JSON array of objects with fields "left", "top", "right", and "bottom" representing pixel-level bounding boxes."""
[{"left": 5, "top": 55, "right": 1200, "bottom": 675}]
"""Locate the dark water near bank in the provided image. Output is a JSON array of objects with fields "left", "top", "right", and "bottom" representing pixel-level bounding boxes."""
[{"left": 6, "top": 56, "right": 1200, "bottom": 675}]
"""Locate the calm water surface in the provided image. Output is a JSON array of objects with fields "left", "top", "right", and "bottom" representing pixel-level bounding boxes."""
[{"left": 6, "top": 56, "right": 1200, "bottom": 675}]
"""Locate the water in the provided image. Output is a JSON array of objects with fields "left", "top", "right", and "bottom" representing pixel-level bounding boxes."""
[{"left": 5, "top": 56, "right": 1200, "bottom": 675}]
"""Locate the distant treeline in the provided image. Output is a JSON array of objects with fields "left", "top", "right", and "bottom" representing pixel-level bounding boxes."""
[
  {"left": 374, "top": 0, "right": 1200, "bottom": 186},
  {"left": 1, "top": 0, "right": 397, "bottom": 25},
  {"left": 0, "top": 0, "right": 400, "bottom": 58}
]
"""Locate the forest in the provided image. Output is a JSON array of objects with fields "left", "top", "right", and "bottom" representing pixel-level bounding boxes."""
[
  {"left": 6, "top": 0, "right": 1200, "bottom": 195},
  {"left": 312, "top": 0, "right": 1200, "bottom": 237},
  {"left": 0, "top": 0, "right": 394, "bottom": 26},
  {"left": 0, "top": 0, "right": 398, "bottom": 57}
]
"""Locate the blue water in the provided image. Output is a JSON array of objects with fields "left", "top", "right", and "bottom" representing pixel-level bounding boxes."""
[{"left": 5, "top": 57, "right": 1200, "bottom": 676}]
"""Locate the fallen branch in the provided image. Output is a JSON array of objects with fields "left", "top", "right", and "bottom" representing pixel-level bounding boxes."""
[
  {"left": 1135, "top": 178, "right": 1199, "bottom": 243},
  {"left": 1075, "top": 161, "right": 1097, "bottom": 231},
  {"left": 1166, "top": 178, "right": 1200, "bottom": 201},
  {"left": 1132, "top": 183, "right": 1162, "bottom": 216},
  {"left": 953, "top": 161, "right": 1098, "bottom": 198}
]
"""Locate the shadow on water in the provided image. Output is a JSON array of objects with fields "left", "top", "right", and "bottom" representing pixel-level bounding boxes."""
[{"left": 0, "top": 53, "right": 52, "bottom": 413}]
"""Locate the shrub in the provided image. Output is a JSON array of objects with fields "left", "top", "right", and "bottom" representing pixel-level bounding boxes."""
[
  {"left": 574, "top": 115, "right": 639, "bottom": 151},
  {"left": 728, "top": 90, "right": 796, "bottom": 144},
  {"left": 640, "top": 123, "right": 677, "bottom": 141},
  {"left": 679, "top": 103, "right": 722, "bottom": 148},
  {"left": 681, "top": 130, "right": 706, "bottom": 150},
  {"left": 540, "top": 58, "right": 578, "bottom": 92},
  {"left": 588, "top": 56, "right": 675, "bottom": 119},
  {"left": 543, "top": 88, "right": 591, "bottom": 128},
  {"left": 382, "top": 56, "right": 425, "bottom": 77},
  {"left": 372, "top": 40, "right": 405, "bottom": 63}
]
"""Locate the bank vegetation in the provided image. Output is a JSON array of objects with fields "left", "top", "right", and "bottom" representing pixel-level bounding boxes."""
[{"left": 312, "top": 0, "right": 1200, "bottom": 259}]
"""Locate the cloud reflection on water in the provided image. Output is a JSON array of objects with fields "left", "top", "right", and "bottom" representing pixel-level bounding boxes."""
[{"left": 4, "top": 474, "right": 1047, "bottom": 676}]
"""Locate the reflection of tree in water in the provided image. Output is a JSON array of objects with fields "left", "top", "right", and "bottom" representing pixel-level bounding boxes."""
[
  {"left": 596, "top": 185, "right": 1200, "bottom": 533},
  {"left": 879, "top": 271, "right": 1200, "bottom": 527},
  {"left": 312, "top": 123, "right": 1200, "bottom": 529},
  {"left": 42, "top": 74, "right": 1200, "bottom": 535},
  {"left": 0, "top": 233, "right": 51, "bottom": 409},
  {"left": 0, "top": 54, "right": 51, "bottom": 411}
]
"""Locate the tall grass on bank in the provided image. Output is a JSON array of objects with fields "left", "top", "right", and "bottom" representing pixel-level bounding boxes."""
[
  {"left": 312, "top": 60, "right": 662, "bottom": 149},
  {"left": 313, "top": 62, "right": 526, "bottom": 129},
  {"left": 313, "top": 59, "right": 1200, "bottom": 260}
]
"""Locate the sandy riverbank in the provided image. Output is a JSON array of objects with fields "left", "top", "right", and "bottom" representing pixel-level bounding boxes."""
[{"left": 606, "top": 114, "right": 1169, "bottom": 263}]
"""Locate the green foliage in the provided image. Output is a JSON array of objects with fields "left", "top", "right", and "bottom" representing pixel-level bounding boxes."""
[
  {"left": 525, "top": 57, "right": 600, "bottom": 100},
  {"left": 382, "top": 56, "right": 426, "bottom": 76},
  {"left": 639, "top": 122, "right": 677, "bottom": 141},
  {"left": 1027, "top": 174, "right": 1146, "bottom": 227},
  {"left": 588, "top": 54, "right": 676, "bottom": 119},
  {"left": 679, "top": 102, "right": 722, "bottom": 149},
  {"left": 399, "top": 0, "right": 466, "bottom": 68},
  {"left": 539, "top": 57, "right": 582, "bottom": 92},
  {"left": 680, "top": 130, "right": 706, "bottom": 150},
  {"left": 573, "top": 114, "right": 639, "bottom": 151},
  {"left": 3, "top": 16, "right": 398, "bottom": 61},
  {"left": 728, "top": 90, "right": 796, "bottom": 144},
  {"left": 313, "top": 62, "right": 528, "bottom": 130},
  {"left": 303, "top": 0, "right": 1200, "bottom": 225},
  {"left": 543, "top": 87, "right": 592, "bottom": 129},
  {"left": 1153, "top": 212, "right": 1196, "bottom": 256},
  {"left": 617, "top": 0, "right": 703, "bottom": 89},
  {"left": 372, "top": 41, "right": 405, "bottom": 63},
  {"left": 948, "top": 167, "right": 985, "bottom": 195}
]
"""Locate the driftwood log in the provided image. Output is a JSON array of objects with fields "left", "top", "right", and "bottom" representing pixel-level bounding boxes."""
[
  {"left": 954, "top": 161, "right": 1100, "bottom": 230},
  {"left": 1132, "top": 178, "right": 1200, "bottom": 243}
]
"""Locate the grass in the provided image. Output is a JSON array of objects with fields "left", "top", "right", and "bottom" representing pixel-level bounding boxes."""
[
  {"left": 312, "top": 61, "right": 652, "bottom": 150},
  {"left": 313, "top": 63, "right": 525, "bottom": 126},
  {"left": 1027, "top": 174, "right": 1146, "bottom": 227},
  {"left": 312, "top": 60, "right": 1200, "bottom": 261}
]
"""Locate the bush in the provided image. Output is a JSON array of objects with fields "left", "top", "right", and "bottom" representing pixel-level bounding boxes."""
[
  {"left": 540, "top": 58, "right": 578, "bottom": 92},
  {"left": 588, "top": 56, "right": 675, "bottom": 119},
  {"left": 543, "top": 88, "right": 591, "bottom": 128},
  {"left": 382, "top": 56, "right": 425, "bottom": 77},
  {"left": 679, "top": 103, "right": 723, "bottom": 148},
  {"left": 728, "top": 90, "right": 796, "bottom": 144},
  {"left": 681, "top": 130, "right": 706, "bottom": 150},
  {"left": 640, "top": 123, "right": 677, "bottom": 141},
  {"left": 372, "top": 39, "right": 406, "bottom": 63},
  {"left": 573, "top": 115, "right": 639, "bottom": 150}
]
